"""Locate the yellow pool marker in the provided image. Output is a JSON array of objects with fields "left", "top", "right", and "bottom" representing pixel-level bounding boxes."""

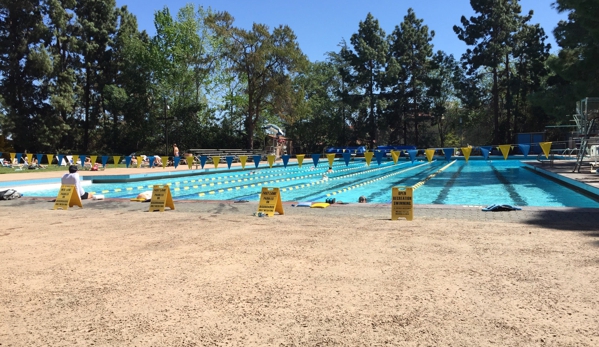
[
  {"left": 257, "top": 187, "right": 284, "bottom": 217},
  {"left": 391, "top": 186, "right": 413, "bottom": 221},
  {"left": 53, "top": 185, "right": 82, "bottom": 210},
  {"left": 539, "top": 142, "right": 552, "bottom": 159},
  {"left": 148, "top": 185, "right": 175, "bottom": 212}
]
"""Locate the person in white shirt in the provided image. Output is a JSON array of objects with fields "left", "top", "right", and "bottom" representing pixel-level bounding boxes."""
[{"left": 61, "top": 165, "right": 92, "bottom": 199}]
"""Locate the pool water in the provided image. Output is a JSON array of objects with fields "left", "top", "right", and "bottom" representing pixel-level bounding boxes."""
[{"left": 22, "top": 159, "right": 599, "bottom": 207}]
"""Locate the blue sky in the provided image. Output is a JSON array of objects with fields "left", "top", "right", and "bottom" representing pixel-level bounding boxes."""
[{"left": 116, "top": 0, "right": 567, "bottom": 62}]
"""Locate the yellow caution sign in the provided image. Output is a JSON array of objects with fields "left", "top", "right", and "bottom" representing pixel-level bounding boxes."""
[
  {"left": 53, "top": 185, "right": 82, "bottom": 210},
  {"left": 257, "top": 187, "right": 284, "bottom": 217},
  {"left": 148, "top": 185, "right": 175, "bottom": 212},
  {"left": 391, "top": 186, "right": 413, "bottom": 221}
]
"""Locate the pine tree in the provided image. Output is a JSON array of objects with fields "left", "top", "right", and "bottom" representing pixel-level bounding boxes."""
[
  {"left": 344, "top": 13, "right": 388, "bottom": 147},
  {"left": 73, "top": 0, "right": 119, "bottom": 151},
  {"left": 551, "top": 0, "right": 599, "bottom": 97},
  {"left": 388, "top": 8, "right": 434, "bottom": 146},
  {"left": 454, "top": 0, "right": 524, "bottom": 144},
  {"left": 0, "top": 0, "right": 49, "bottom": 151}
]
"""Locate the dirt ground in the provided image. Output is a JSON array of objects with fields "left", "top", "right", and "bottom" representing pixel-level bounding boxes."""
[{"left": 1, "top": 200, "right": 598, "bottom": 346}]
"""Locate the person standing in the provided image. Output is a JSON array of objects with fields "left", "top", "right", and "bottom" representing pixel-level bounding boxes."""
[
  {"left": 61, "top": 165, "right": 93, "bottom": 199},
  {"left": 173, "top": 143, "right": 179, "bottom": 158}
]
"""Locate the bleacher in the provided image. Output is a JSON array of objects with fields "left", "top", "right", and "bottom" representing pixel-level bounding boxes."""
[
  {"left": 186, "top": 148, "right": 267, "bottom": 168},
  {"left": 324, "top": 146, "right": 367, "bottom": 156}
]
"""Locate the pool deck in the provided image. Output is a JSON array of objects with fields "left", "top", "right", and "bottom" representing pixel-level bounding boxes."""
[
  {"left": 0, "top": 161, "right": 269, "bottom": 186},
  {"left": 523, "top": 160, "right": 599, "bottom": 195},
  {"left": 1, "top": 159, "right": 598, "bottom": 225}
]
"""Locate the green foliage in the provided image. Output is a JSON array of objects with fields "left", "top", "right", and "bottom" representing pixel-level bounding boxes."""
[
  {"left": 386, "top": 8, "right": 435, "bottom": 146},
  {"left": 207, "top": 11, "right": 308, "bottom": 149},
  {"left": 2, "top": 1, "right": 594, "bottom": 155},
  {"left": 342, "top": 13, "right": 388, "bottom": 146},
  {"left": 454, "top": 0, "right": 550, "bottom": 144}
]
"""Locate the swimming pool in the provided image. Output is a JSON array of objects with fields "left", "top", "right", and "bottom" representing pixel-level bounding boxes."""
[{"left": 17, "top": 159, "right": 599, "bottom": 207}]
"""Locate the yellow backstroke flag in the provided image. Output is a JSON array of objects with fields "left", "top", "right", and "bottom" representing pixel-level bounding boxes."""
[
  {"left": 364, "top": 152, "right": 374, "bottom": 166},
  {"left": 10, "top": 153, "right": 15, "bottom": 164},
  {"left": 90, "top": 155, "right": 97, "bottom": 166},
  {"left": 425, "top": 149, "right": 435, "bottom": 162},
  {"left": 161, "top": 156, "right": 168, "bottom": 168},
  {"left": 296, "top": 154, "right": 305, "bottom": 168},
  {"left": 46, "top": 154, "right": 54, "bottom": 166},
  {"left": 539, "top": 142, "right": 552, "bottom": 159},
  {"left": 391, "top": 150, "right": 399, "bottom": 164},
  {"left": 72, "top": 155, "right": 79, "bottom": 166},
  {"left": 239, "top": 155, "right": 248, "bottom": 169},
  {"left": 267, "top": 154, "right": 276, "bottom": 168},
  {"left": 212, "top": 156, "right": 220, "bottom": 169},
  {"left": 498, "top": 145, "right": 511, "bottom": 160},
  {"left": 26, "top": 153, "right": 33, "bottom": 164},
  {"left": 326, "top": 153, "right": 335, "bottom": 167},
  {"left": 137, "top": 155, "right": 143, "bottom": 168},
  {"left": 460, "top": 147, "right": 472, "bottom": 162},
  {"left": 113, "top": 156, "right": 120, "bottom": 168}
]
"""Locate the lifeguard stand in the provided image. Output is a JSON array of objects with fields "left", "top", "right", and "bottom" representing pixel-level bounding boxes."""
[{"left": 573, "top": 97, "right": 599, "bottom": 172}]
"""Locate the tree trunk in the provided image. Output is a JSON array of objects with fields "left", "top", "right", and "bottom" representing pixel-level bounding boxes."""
[
  {"left": 84, "top": 65, "right": 90, "bottom": 152},
  {"left": 492, "top": 66, "right": 500, "bottom": 144},
  {"left": 505, "top": 53, "right": 511, "bottom": 142}
]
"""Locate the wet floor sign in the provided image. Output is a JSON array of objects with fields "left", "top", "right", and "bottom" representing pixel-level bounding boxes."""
[
  {"left": 53, "top": 185, "right": 82, "bottom": 210},
  {"left": 257, "top": 187, "right": 284, "bottom": 217},
  {"left": 149, "top": 185, "right": 175, "bottom": 212},
  {"left": 391, "top": 186, "right": 413, "bottom": 221}
]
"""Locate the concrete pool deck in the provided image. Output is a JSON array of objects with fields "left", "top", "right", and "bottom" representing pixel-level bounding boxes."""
[{"left": 1, "top": 159, "right": 598, "bottom": 224}]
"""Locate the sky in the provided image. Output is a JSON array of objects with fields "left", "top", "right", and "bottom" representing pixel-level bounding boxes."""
[{"left": 115, "top": 0, "right": 568, "bottom": 62}]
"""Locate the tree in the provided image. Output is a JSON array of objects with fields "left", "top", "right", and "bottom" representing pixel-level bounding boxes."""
[
  {"left": 343, "top": 13, "right": 388, "bottom": 147},
  {"left": 0, "top": 0, "right": 49, "bottom": 152},
  {"left": 549, "top": 0, "right": 599, "bottom": 98},
  {"left": 428, "top": 51, "right": 463, "bottom": 146},
  {"left": 454, "top": 0, "right": 526, "bottom": 144},
  {"left": 208, "top": 12, "right": 307, "bottom": 149},
  {"left": 387, "top": 8, "right": 435, "bottom": 146},
  {"left": 73, "top": 0, "right": 120, "bottom": 152}
]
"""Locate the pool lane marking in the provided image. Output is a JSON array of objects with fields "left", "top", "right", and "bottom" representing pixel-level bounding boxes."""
[
  {"left": 432, "top": 163, "right": 464, "bottom": 204},
  {"left": 489, "top": 163, "right": 527, "bottom": 206},
  {"left": 95, "top": 160, "right": 404, "bottom": 197},
  {"left": 325, "top": 162, "right": 431, "bottom": 197},
  {"left": 96, "top": 162, "right": 366, "bottom": 195},
  {"left": 194, "top": 161, "right": 407, "bottom": 198},
  {"left": 412, "top": 160, "right": 457, "bottom": 190}
]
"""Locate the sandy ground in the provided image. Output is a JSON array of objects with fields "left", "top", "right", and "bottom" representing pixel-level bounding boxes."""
[{"left": 1, "top": 199, "right": 598, "bottom": 346}]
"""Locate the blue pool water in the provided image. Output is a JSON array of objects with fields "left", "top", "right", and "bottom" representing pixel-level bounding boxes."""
[{"left": 20, "top": 159, "right": 599, "bottom": 207}]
